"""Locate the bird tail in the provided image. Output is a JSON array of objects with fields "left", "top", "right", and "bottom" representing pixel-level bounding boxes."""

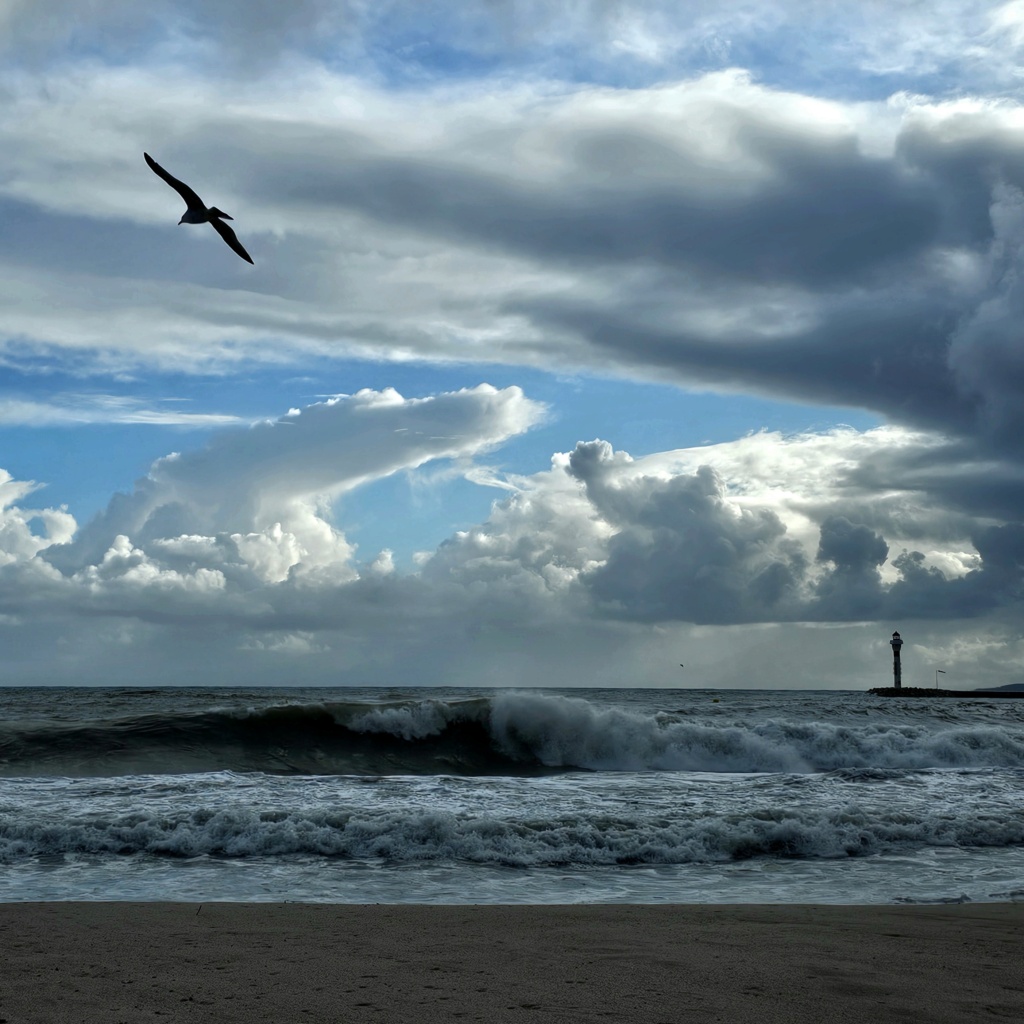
[{"left": 208, "top": 207, "right": 233, "bottom": 220}]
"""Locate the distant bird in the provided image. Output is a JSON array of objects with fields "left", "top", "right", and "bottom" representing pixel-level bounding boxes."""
[{"left": 144, "top": 152, "right": 254, "bottom": 264}]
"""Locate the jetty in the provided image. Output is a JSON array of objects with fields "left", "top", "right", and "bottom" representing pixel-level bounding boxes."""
[
  {"left": 875, "top": 629, "right": 1024, "bottom": 696},
  {"left": 869, "top": 687, "right": 1024, "bottom": 698}
]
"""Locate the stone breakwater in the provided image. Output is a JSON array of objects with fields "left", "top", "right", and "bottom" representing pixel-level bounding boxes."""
[{"left": 869, "top": 687, "right": 1024, "bottom": 698}]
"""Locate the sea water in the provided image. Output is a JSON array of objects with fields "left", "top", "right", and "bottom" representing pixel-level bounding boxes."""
[{"left": 1, "top": 686, "right": 1023, "bottom": 905}]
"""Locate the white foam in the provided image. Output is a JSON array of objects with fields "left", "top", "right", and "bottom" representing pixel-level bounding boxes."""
[
  {"left": 3, "top": 798, "right": 1024, "bottom": 866},
  {"left": 2, "top": 766, "right": 1023, "bottom": 867},
  {"left": 348, "top": 700, "right": 481, "bottom": 740},
  {"left": 485, "top": 693, "right": 1024, "bottom": 772}
]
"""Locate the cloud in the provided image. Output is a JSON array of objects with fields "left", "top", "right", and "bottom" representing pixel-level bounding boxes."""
[
  {"left": 410, "top": 421, "right": 1024, "bottom": 637},
  {"left": 0, "top": 1, "right": 1011, "bottom": 97},
  {"left": 1, "top": 64, "right": 1022, "bottom": 443},
  {"left": 8, "top": 6, "right": 1024, "bottom": 688},
  {"left": 442, "top": 428, "right": 1024, "bottom": 627},
  {"left": 0, "top": 393, "right": 243, "bottom": 427},
  {"left": 0, "top": 0, "right": 345, "bottom": 67},
  {"left": 812, "top": 516, "right": 889, "bottom": 619},
  {"left": 0, "top": 469, "right": 76, "bottom": 565},
  {"left": 4, "top": 397, "right": 1024, "bottom": 686},
  {"left": 567, "top": 441, "right": 807, "bottom": 623},
  {"left": 42, "top": 384, "right": 544, "bottom": 584},
  {"left": 816, "top": 516, "right": 889, "bottom": 573}
]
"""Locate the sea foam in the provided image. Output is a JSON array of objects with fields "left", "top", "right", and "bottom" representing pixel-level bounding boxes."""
[{"left": 2, "top": 792, "right": 1023, "bottom": 866}]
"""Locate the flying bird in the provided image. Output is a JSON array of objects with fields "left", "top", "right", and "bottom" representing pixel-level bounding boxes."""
[{"left": 144, "top": 152, "right": 254, "bottom": 264}]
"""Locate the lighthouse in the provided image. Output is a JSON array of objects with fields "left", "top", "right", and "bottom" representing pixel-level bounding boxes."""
[{"left": 890, "top": 631, "right": 903, "bottom": 690}]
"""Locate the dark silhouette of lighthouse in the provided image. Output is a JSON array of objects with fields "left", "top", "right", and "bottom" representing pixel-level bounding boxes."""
[{"left": 890, "top": 631, "right": 903, "bottom": 690}]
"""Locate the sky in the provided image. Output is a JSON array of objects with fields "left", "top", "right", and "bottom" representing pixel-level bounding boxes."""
[{"left": 3, "top": 1, "right": 1024, "bottom": 689}]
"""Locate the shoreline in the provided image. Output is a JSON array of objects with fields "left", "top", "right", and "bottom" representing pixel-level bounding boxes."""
[{"left": 1, "top": 902, "right": 1021, "bottom": 1023}]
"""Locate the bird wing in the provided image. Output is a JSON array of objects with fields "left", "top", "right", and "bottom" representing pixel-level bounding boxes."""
[
  {"left": 210, "top": 217, "right": 254, "bottom": 264},
  {"left": 144, "top": 152, "right": 206, "bottom": 211}
]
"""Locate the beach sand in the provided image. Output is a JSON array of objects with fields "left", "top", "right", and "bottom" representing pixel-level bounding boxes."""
[{"left": 0, "top": 902, "right": 1020, "bottom": 1023}]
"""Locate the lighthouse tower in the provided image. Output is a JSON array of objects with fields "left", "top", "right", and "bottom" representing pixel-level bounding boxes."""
[{"left": 890, "top": 631, "right": 903, "bottom": 690}]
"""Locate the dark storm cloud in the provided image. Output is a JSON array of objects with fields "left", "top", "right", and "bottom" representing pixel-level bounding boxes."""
[
  {"left": 812, "top": 516, "right": 888, "bottom": 619},
  {"left": 514, "top": 295, "right": 968, "bottom": 432},
  {"left": 883, "top": 523, "right": 1024, "bottom": 620},
  {"left": 897, "top": 110, "right": 1024, "bottom": 453},
  {"left": 896, "top": 113, "right": 1024, "bottom": 243},
  {"left": 214, "top": 91, "right": 1024, "bottom": 470},
  {"left": 243, "top": 116, "right": 940, "bottom": 287},
  {"left": 844, "top": 442, "right": 1024, "bottom": 523},
  {"left": 816, "top": 515, "right": 888, "bottom": 572},
  {"left": 566, "top": 440, "right": 808, "bottom": 623},
  {"left": 6, "top": 69, "right": 1024, "bottom": 439},
  {"left": 551, "top": 436, "right": 1024, "bottom": 626},
  {"left": 171, "top": 87, "right": 1024, "bottom": 467},
  {"left": 970, "top": 523, "right": 1024, "bottom": 600}
]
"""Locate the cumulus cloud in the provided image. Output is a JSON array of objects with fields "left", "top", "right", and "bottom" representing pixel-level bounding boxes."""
[
  {"left": 813, "top": 516, "right": 889, "bottom": 619},
  {"left": 40, "top": 384, "right": 544, "bottom": 585},
  {"left": 434, "top": 428, "right": 1024, "bottom": 628},
  {"left": 4, "top": 403, "right": 1024, "bottom": 686},
  {"left": 0, "top": 469, "right": 76, "bottom": 565},
  {"left": 565, "top": 441, "right": 804, "bottom": 623}
]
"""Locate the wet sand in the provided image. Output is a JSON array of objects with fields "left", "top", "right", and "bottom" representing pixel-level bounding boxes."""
[{"left": 0, "top": 902, "right": 1021, "bottom": 1023}]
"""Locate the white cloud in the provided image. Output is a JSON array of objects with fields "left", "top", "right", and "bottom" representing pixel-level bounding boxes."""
[
  {"left": 0, "top": 393, "right": 243, "bottom": 427},
  {"left": 73, "top": 534, "right": 227, "bottom": 593},
  {"left": 2, "top": 402, "right": 1024, "bottom": 686},
  {"left": 0, "top": 406, "right": 1012, "bottom": 631},
  {"left": 38, "top": 384, "right": 544, "bottom": 585},
  {"left": 0, "top": 469, "right": 76, "bottom": 564}
]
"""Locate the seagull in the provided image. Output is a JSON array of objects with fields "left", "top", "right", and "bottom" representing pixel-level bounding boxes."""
[{"left": 144, "top": 152, "right": 254, "bottom": 264}]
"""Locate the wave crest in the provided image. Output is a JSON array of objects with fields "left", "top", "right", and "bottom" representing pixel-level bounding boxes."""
[{"left": 2, "top": 691, "right": 1024, "bottom": 777}]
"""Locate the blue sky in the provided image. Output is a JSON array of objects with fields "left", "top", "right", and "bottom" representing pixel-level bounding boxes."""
[{"left": 3, "top": 0, "right": 1024, "bottom": 688}]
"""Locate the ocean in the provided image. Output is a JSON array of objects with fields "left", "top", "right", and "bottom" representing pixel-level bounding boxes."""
[{"left": 1, "top": 686, "right": 1023, "bottom": 905}]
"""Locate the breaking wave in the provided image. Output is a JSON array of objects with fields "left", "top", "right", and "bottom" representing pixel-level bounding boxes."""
[
  {"left": 3, "top": 691, "right": 1024, "bottom": 778},
  {"left": 2, "top": 795, "right": 1022, "bottom": 866}
]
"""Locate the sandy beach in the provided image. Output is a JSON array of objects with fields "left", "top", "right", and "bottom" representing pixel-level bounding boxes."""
[{"left": 0, "top": 902, "right": 1020, "bottom": 1023}]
